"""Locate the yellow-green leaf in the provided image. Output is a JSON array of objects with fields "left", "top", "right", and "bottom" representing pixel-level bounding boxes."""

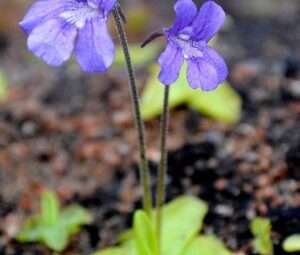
[
  {"left": 187, "top": 82, "right": 241, "bottom": 124},
  {"left": 17, "top": 190, "right": 90, "bottom": 252},
  {"left": 141, "top": 65, "right": 241, "bottom": 124},
  {"left": 41, "top": 191, "right": 60, "bottom": 226},
  {"left": 250, "top": 217, "right": 273, "bottom": 255},
  {"left": 141, "top": 65, "right": 190, "bottom": 120},
  {"left": 93, "top": 248, "right": 125, "bottom": 255},
  {"left": 0, "top": 70, "right": 8, "bottom": 101},
  {"left": 133, "top": 210, "right": 157, "bottom": 255},
  {"left": 42, "top": 225, "right": 68, "bottom": 252},
  {"left": 161, "top": 196, "right": 208, "bottom": 255},
  {"left": 283, "top": 234, "right": 300, "bottom": 253},
  {"left": 183, "top": 235, "right": 232, "bottom": 255},
  {"left": 60, "top": 205, "right": 92, "bottom": 235},
  {"left": 115, "top": 44, "right": 160, "bottom": 68}
]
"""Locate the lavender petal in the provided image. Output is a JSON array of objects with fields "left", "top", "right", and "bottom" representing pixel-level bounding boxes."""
[
  {"left": 19, "top": 0, "right": 74, "bottom": 33},
  {"left": 170, "top": 0, "right": 197, "bottom": 34},
  {"left": 88, "top": 0, "right": 117, "bottom": 15},
  {"left": 158, "top": 41, "right": 184, "bottom": 85},
  {"left": 187, "top": 58, "right": 219, "bottom": 91},
  {"left": 203, "top": 46, "right": 228, "bottom": 83},
  {"left": 192, "top": 1, "right": 225, "bottom": 42},
  {"left": 27, "top": 19, "right": 77, "bottom": 66},
  {"left": 75, "top": 18, "right": 115, "bottom": 72}
]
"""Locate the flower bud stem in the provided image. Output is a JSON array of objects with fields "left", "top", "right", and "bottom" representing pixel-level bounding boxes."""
[
  {"left": 156, "top": 86, "right": 170, "bottom": 254},
  {"left": 113, "top": 7, "right": 152, "bottom": 217}
]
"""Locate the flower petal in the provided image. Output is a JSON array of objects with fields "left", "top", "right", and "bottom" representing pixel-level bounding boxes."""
[
  {"left": 75, "top": 18, "right": 115, "bottom": 72},
  {"left": 158, "top": 41, "right": 184, "bottom": 85},
  {"left": 27, "top": 19, "right": 77, "bottom": 66},
  {"left": 88, "top": 0, "right": 117, "bottom": 15},
  {"left": 187, "top": 58, "right": 219, "bottom": 91},
  {"left": 169, "top": 0, "right": 197, "bottom": 34},
  {"left": 203, "top": 47, "right": 228, "bottom": 83},
  {"left": 192, "top": 1, "right": 225, "bottom": 42},
  {"left": 19, "top": 0, "right": 75, "bottom": 33}
]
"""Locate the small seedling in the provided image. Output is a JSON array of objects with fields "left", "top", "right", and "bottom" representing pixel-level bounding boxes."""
[
  {"left": 17, "top": 190, "right": 91, "bottom": 252},
  {"left": 250, "top": 217, "right": 273, "bottom": 255},
  {"left": 283, "top": 234, "right": 300, "bottom": 253}
]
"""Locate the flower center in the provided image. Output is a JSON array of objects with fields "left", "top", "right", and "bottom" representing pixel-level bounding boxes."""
[
  {"left": 174, "top": 37, "right": 205, "bottom": 59},
  {"left": 169, "top": 27, "right": 205, "bottom": 60},
  {"left": 59, "top": 1, "right": 101, "bottom": 29}
]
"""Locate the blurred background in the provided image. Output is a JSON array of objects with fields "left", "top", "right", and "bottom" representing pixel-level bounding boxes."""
[{"left": 0, "top": 0, "right": 300, "bottom": 254}]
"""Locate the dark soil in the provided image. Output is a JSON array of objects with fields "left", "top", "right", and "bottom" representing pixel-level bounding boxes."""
[{"left": 0, "top": 1, "right": 300, "bottom": 255}]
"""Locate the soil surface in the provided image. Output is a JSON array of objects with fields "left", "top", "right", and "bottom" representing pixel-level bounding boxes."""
[{"left": 0, "top": 1, "right": 300, "bottom": 254}]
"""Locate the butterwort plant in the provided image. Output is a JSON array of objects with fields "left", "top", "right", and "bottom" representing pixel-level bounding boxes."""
[{"left": 19, "top": 0, "right": 229, "bottom": 254}]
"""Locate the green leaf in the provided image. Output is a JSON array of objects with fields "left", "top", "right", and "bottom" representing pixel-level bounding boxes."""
[
  {"left": 183, "top": 235, "right": 232, "bottom": 255},
  {"left": 93, "top": 248, "right": 125, "bottom": 255},
  {"left": 17, "top": 216, "right": 45, "bottom": 243},
  {"left": 141, "top": 66, "right": 189, "bottom": 120},
  {"left": 93, "top": 240, "right": 136, "bottom": 255},
  {"left": 140, "top": 65, "right": 241, "bottom": 124},
  {"left": 187, "top": 82, "right": 241, "bottom": 124},
  {"left": 93, "top": 197, "right": 230, "bottom": 255},
  {"left": 0, "top": 70, "right": 8, "bottom": 101},
  {"left": 41, "top": 191, "right": 60, "bottom": 226},
  {"left": 133, "top": 210, "right": 157, "bottom": 255},
  {"left": 250, "top": 217, "right": 273, "bottom": 255},
  {"left": 60, "top": 205, "right": 91, "bottom": 235},
  {"left": 283, "top": 234, "right": 300, "bottom": 252},
  {"left": 42, "top": 225, "right": 68, "bottom": 252},
  {"left": 161, "top": 196, "right": 208, "bottom": 255},
  {"left": 115, "top": 44, "right": 160, "bottom": 68},
  {"left": 17, "top": 190, "right": 90, "bottom": 252}
]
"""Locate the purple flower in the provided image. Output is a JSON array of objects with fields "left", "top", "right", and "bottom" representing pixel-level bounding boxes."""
[
  {"left": 19, "top": 0, "right": 116, "bottom": 72},
  {"left": 158, "top": 0, "right": 228, "bottom": 91}
]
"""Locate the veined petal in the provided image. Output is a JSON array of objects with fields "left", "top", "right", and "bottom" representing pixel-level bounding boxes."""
[
  {"left": 75, "top": 17, "right": 115, "bottom": 72},
  {"left": 88, "top": 0, "right": 116, "bottom": 14},
  {"left": 158, "top": 41, "right": 184, "bottom": 85},
  {"left": 170, "top": 0, "right": 197, "bottom": 34},
  {"left": 203, "top": 46, "right": 228, "bottom": 83},
  {"left": 187, "top": 58, "right": 219, "bottom": 91},
  {"left": 19, "top": 0, "right": 75, "bottom": 33},
  {"left": 27, "top": 19, "right": 77, "bottom": 66},
  {"left": 192, "top": 1, "right": 225, "bottom": 42}
]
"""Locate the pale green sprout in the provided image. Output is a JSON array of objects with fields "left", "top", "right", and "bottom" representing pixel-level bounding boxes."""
[
  {"left": 17, "top": 190, "right": 91, "bottom": 252},
  {"left": 0, "top": 70, "right": 8, "bottom": 102},
  {"left": 250, "top": 217, "right": 273, "bottom": 255},
  {"left": 283, "top": 234, "right": 300, "bottom": 253}
]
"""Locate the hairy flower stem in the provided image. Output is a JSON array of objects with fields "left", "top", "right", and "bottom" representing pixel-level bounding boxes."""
[
  {"left": 113, "top": 7, "right": 152, "bottom": 216},
  {"left": 156, "top": 86, "right": 170, "bottom": 254}
]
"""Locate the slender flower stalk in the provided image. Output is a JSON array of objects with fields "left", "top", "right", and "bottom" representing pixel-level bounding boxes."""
[
  {"left": 156, "top": 86, "right": 170, "bottom": 254},
  {"left": 112, "top": 7, "right": 152, "bottom": 216}
]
